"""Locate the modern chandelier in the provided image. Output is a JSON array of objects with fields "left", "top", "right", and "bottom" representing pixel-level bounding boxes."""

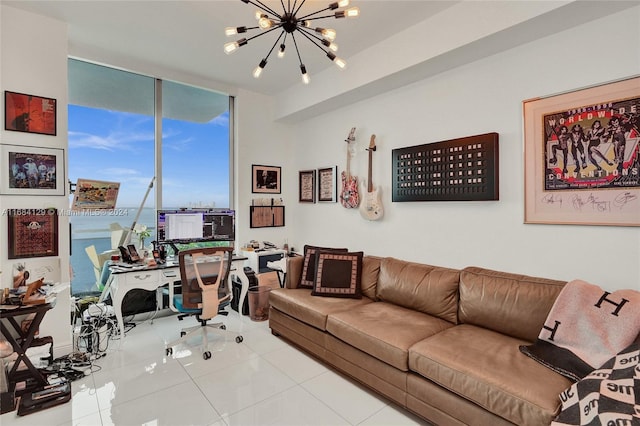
[{"left": 224, "top": 0, "right": 359, "bottom": 84}]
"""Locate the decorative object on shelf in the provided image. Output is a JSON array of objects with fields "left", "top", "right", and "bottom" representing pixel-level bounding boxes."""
[
  {"left": 0, "top": 145, "right": 65, "bottom": 196},
  {"left": 340, "top": 127, "right": 359, "bottom": 208},
  {"left": 250, "top": 206, "right": 285, "bottom": 228},
  {"left": 4, "top": 91, "right": 57, "bottom": 136},
  {"left": 523, "top": 76, "right": 639, "bottom": 227},
  {"left": 70, "top": 178, "right": 120, "bottom": 210},
  {"left": 359, "top": 135, "right": 383, "bottom": 220},
  {"left": 133, "top": 224, "right": 152, "bottom": 249},
  {"left": 7, "top": 208, "right": 59, "bottom": 259},
  {"left": 224, "top": 0, "right": 359, "bottom": 84},
  {"left": 299, "top": 169, "right": 316, "bottom": 203},
  {"left": 392, "top": 133, "right": 499, "bottom": 202},
  {"left": 318, "top": 166, "right": 337, "bottom": 202},
  {"left": 252, "top": 164, "right": 281, "bottom": 194}
]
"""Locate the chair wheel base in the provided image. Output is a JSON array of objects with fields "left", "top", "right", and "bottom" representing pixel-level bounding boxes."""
[
  {"left": 166, "top": 347, "right": 173, "bottom": 356},
  {"left": 203, "top": 351, "right": 211, "bottom": 360},
  {"left": 236, "top": 336, "right": 243, "bottom": 343}
]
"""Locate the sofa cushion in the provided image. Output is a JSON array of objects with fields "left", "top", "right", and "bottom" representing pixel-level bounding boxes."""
[
  {"left": 377, "top": 258, "right": 460, "bottom": 324},
  {"left": 299, "top": 245, "right": 348, "bottom": 289},
  {"left": 269, "top": 288, "right": 372, "bottom": 331},
  {"left": 459, "top": 266, "right": 565, "bottom": 341},
  {"left": 409, "top": 324, "right": 572, "bottom": 425},
  {"left": 361, "top": 255, "right": 381, "bottom": 300},
  {"left": 327, "top": 302, "right": 454, "bottom": 371},
  {"left": 312, "top": 251, "right": 363, "bottom": 298}
]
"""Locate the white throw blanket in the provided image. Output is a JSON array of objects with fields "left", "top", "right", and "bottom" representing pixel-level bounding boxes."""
[{"left": 520, "top": 279, "right": 640, "bottom": 381}]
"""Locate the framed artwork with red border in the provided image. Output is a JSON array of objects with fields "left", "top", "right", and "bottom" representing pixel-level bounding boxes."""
[
  {"left": 4, "top": 91, "right": 57, "bottom": 136},
  {"left": 7, "top": 209, "right": 59, "bottom": 259}
]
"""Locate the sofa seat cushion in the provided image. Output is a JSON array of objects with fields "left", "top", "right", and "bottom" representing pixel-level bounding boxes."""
[
  {"left": 409, "top": 324, "right": 572, "bottom": 425},
  {"left": 327, "top": 302, "right": 454, "bottom": 371},
  {"left": 269, "top": 288, "right": 373, "bottom": 331}
]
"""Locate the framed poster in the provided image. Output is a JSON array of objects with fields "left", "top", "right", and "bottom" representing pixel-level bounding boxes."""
[
  {"left": 4, "top": 91, "right": 57, "bottom": 136},
  {"left": 318, "top": 166, "right": 337, "bottom": 202},
  {"left": 0, "top": 145, "right": 65, "bottom": 195},
  {"left": 299, "top": 170, "right": 316, "bottom": 203},
  {"left": 7, "top": 209, "right": 59, "bottom": 259},
  {"left": 252, "top": 164, "right": 281, "bottom": 194},
  {"left": 71, "top": 178, "right": 120, "bottom": 210},
  {"left": 524, "top": 77, "right": 639, "bottom": 226}
]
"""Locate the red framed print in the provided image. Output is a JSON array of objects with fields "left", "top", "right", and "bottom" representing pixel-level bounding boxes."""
[
  {"left": 524, "top": 76, "right": 639, "bottom": 226},
  {"left": 7, "top": 209, "right": 59, "bottom": 259},
  {"left": 4, "top": 91, "right": 57, "bottom": 136}
]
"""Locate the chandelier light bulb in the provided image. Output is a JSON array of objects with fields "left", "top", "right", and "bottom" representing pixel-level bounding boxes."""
[
  {"left": 334, "top": 57, "right": 347, "bottom": 69},
  {"left": 253, "top": 59, "right": 267, "bottom": 78},
  {"left": 322, "top": 39, "right": 338, "bottom": 52},
  {"left": 302, "top": 20, "right": 311, "bottom": 27},
  {"left": 224, "top": 38, "right": 247, "bottom": 54},
  {"left": 345, "top": 7, "right": 359, "bottom": 17},
  {"left": 225, "top": 26, "right": 246, "bottom": 36},
  {"left": 255, "top": 11, "right": 267, "bottom": 20},
  {"left": 318, "top": 28, "right": 337, "bottom": 41},
  {"left": 300, "top": 65, "right": 310, "bottom": 85},
  {"left": 278, "top": 44, "right": 286, "bottom": 58},
  {"left": 258, "top": 17, "right": 274, "bottom": 29},
  {"left": 338, "top": 0, "right": 350, "bottom": 7}
]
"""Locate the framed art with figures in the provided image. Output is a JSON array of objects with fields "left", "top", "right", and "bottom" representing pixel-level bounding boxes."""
[{"left": 524, "top": 76, "right": 639, "bottom": 226}]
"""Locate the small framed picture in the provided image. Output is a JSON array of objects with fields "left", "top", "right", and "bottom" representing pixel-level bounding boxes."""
[
  {"left": 252, "top": 164, "right": 281, "bottom": 194},
  {"left": 318, "top": 166, "right": 338, "bottom": 202},
  {"left": 7, "top": 208, "right": 59, "bottom": 259},
  {"left": 299, "top": 170, "right": 316, "bottom": 203},
  {"left": 249, "top": 206, "right": 285, "bottom": 228},
  {"left": 5, "top": 91, "right": 57, "bottom": 136},
  {"left": 0, "top": 145, "right": 65, "bottom": 195}
]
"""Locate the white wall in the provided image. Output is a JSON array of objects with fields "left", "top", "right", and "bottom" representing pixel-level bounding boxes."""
[
  {"left": 285, "top": 7, "right": 640, "bottom": 291},
  {"left": 0, "top": 6, "right": 72, "bottom": 352}
]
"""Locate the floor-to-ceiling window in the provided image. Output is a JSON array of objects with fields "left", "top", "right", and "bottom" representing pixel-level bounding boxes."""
[{"left": 68, "top": 59, "right": 231, "bottom": 296}]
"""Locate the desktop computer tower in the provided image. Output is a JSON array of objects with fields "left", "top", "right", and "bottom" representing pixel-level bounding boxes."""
[{"left": 231, "top": 267, "right": 257, "bottom": 315}]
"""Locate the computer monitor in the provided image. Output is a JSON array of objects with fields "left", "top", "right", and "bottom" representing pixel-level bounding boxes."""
[{"left": 156, "top": 208, "right": 235, "bottom": 244}]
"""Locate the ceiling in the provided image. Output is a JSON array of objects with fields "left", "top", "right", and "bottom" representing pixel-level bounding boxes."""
[{"left": 2, "top": 0, "right": 458, "bottom": 96}]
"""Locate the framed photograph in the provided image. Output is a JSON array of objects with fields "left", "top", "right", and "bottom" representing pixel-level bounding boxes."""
[
  {"left": 0, "top": 145, "right": 65, "bottom": 195},
  {"left": 299, "top": 170, "right": 316, "bottom": 203},
  {"left": 71, "top": 178, "right": 120, "bottom": 210},
  {"left": 524, "top": 76, "right": 639, "bottom": 226},
  {"left": 250, "top": 206, "right": 285, "bottom": 228},
  {"left": 318, "top": 166, "right": 338, "bottom": 202},
  {"left": 4, "top": 91, "right": 57, "bottom": 136},
  {"left": 7, "top": 209, "right": 59, "bottom": 259},
  {"left": 252, "top": 164, "right": 281, "bottom": 194}
]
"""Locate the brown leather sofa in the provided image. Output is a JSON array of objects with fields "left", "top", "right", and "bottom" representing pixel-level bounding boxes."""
[{"left": 268, "top": 255, "right": 573, "bottom": 425}]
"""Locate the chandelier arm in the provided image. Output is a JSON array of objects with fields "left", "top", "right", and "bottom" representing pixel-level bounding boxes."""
[
  {"left": 264, "top": 30, "right": 287, "bottom": 61},
  {"left": 297, "top": 8, "right": 333, "bottom": 21},
  {"left": 295, "top": 27, "right": 330, "bottom": 56},
  {"left": 246, "top": 24, "right": 284, "bottom": 42},
  {"left": 244, "top": 0, "right": 280, "bottom": 17},
  {"left": 291, "top": 32, "right": 305, "bottom": 66},
  {"left": 292, "top": 0, "right": 307, "bottom": 18},
  {"left": 297, "top": 26, "right": 328, "bottom": 44}
]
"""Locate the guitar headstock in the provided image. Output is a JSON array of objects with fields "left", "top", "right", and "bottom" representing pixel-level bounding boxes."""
[
  {"left": 345, "top": 127, "right": 356, "bottom": 143},
  {"left": 367, "top": 134, "right": 377, "bottom": 152}
]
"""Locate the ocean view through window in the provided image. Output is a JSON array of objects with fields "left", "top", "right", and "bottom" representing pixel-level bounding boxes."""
[{"left": 68, "top": 59, "right": 231, "bottom": 296}]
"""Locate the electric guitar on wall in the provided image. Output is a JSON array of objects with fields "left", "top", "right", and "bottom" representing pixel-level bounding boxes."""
[
  {"left": 359, "top": 135, "right": 384, "bottom": 221},
  {"left": 340, "top": 127, "right": 359, "bottom": 208}
]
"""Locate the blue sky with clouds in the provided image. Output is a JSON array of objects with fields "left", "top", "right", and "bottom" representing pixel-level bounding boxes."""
[{"left": 68, "top": 105, "right": 230, "bottom": 208}]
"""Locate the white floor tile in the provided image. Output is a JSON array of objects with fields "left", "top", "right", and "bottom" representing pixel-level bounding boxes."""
[
  {"left": 302, "top": 370, "right": 388, "bottom": 425},
  {"left": 359, "top": 404, "right": 426, "bottom": 426},
  {"left": 261, "top": 345, "right": 329, "bottom": 384}
]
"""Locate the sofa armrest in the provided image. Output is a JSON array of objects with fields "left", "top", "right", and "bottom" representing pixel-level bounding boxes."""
[{"left": 285, "top": 255, "right": 303, "bottom": 289}]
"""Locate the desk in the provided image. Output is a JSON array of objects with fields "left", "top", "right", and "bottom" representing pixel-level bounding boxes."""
[
  {"left": 100, "top": 256, "right": 248, "bottom": 340},
  {"left": 1, "top": 303, "right": 52, "bottom": 387}
]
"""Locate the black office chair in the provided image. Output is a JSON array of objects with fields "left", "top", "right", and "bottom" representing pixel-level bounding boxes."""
[{"left": 165, "top": 247, "right": 243, "bottom": 360}]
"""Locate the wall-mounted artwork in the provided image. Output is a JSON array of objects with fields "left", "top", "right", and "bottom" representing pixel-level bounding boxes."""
[
  {"left": 0, "top": 145, "right": 65, "bottom": 195},
  {"left": 71, "top": 178, "right": 120, "bottom": 210},
  {"left": 318, "top": 166, "right": 337, "bottom": 202},
  {"left": 524, "top": 76, "right": 639, "bottom": 226},
  {"left": 392, "top": 133, "right": 499, "bottom": 202},
  {"left": 250, "top": 206, "right": 285, "bottom": 228},
  {"left": 4, "top": 91, "right": 57, "bottom": 136},
  {"left": 7, "top": 209, "right": 59, "bottom": 259},
  {"left": 252, "top": 164, "right": 281, "bottom": 194},
  {"left": 299, "top": 170, "right": 316, "bottom": 203}
]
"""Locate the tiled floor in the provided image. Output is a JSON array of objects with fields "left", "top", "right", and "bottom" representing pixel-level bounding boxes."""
[{"left": 2, "top": 308, "right": 426, "bottom": 425}]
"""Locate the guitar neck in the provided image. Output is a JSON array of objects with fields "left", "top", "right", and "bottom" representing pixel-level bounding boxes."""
[{"left": 367, "top": 149, "right": 373, "bottom": 192}]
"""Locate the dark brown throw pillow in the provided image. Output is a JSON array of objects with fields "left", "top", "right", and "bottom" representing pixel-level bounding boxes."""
[
  {"left": 299, "top": 245, "right": 348, "bottom": 289},
  {"left": 311, "top": 251, "right": 363, "bottom": 298}
]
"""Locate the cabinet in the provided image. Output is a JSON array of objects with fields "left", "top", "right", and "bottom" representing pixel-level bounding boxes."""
[{"left": 242, "top": 249, "right": 287, "bottom": 274}]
